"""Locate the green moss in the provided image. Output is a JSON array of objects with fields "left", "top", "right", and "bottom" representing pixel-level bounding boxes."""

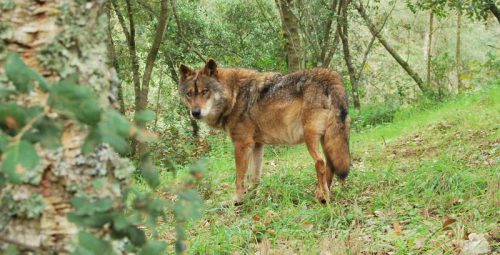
[{"left": 0, "top": 0, "right": 15, "bottom": 11}]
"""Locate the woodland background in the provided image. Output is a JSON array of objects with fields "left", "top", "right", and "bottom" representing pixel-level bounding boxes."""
[{"left": 0, "top": 0, "right": 498, "bottom": 254}]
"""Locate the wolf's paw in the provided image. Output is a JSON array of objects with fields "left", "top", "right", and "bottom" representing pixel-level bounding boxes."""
[
  {"left": 315, "top": 190, "right": 329, "bottom": 205},
  {"left": 221, "top": 193, "right": 244, "bottom": 207}
]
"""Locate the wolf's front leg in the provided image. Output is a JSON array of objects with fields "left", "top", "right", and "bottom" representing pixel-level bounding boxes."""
[{"left": 233, "top": 141, "right": 254, "bottom": 204}]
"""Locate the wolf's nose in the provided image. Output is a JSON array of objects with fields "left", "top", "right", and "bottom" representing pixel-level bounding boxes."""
[{"left": 192, "top": 108, "right": 201, "bottom": 118}]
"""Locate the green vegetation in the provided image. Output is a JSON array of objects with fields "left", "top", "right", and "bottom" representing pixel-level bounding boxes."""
[{"left": 148, "top": 84, "right": 499, "bottom": 254}]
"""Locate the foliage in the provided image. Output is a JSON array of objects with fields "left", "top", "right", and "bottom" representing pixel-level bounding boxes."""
[
  {"left": 351, "top": 98, "right": 401, "bottom": 129},
  {"left": 0, "top": 54, "right": 203, "bottom": 254},
  {"left": 406, "top": 0, "right": 497, "bottom": 20}
]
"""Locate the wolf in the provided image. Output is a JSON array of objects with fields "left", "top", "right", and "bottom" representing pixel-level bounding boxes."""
[{"left": 178, "top": 59, "right": 350, "bottom": 204}]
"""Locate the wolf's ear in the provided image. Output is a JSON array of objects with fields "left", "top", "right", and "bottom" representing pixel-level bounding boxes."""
[
  {"left": 203, "top": 59, "right": 218, "bottom": 77},
  {"left": 179, "top": 64, "right": 194, "bottom": 81}
]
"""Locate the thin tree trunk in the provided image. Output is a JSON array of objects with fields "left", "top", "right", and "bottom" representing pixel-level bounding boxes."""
[
  {"left": 106, "top": 3, "right": 126, "bottom": 114},
  {"left": 486, "top": 0, "right": 500, "bottom": 23},
  {"left": 354, "top": 1, "right": 432, "bottom": 95},
  {"left": 135, "top": 0, "right": 170, "bottom": 156},
  {"left": 338, "top": 0, "right": 360, "bottom": 109},
  {"left": 276, "top": 0, "right": 302, "bottom": 72},
  {"left": 113, "top": 0, "right": 142, "bottom": 155},
  {"left": 426, "top": 11, "right": 434, "bottom": 87},
  {"left": 318, "top": 0, "right": 339, "bottom": 67},
  {"left": 456, "top": 9, "right": 463, "bottom": 92},
  {"left": 153, "top": 68, "right": 164, "bottom": 131}
]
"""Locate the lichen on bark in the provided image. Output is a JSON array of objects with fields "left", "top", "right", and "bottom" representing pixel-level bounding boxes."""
[{"left": 0, "top": 0, "right": 135, "bottom": 253}]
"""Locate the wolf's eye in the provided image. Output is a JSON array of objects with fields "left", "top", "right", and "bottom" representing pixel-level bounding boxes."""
[
  {"left": 202, "top": 89, "right": 209, "bottom": 96},
  {"left": 186, "top": 91, "right": 193, "bottom": 97}
]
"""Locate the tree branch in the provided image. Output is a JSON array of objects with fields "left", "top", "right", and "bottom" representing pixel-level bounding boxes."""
[
  {"left": 356, "top": 0, "right": 395, "bottom": 80},
  {"left": 354, "top": 1, "right": 431, "bottom": 95},
  {"left": 138, "top": 0, "right": 170, "bottom": 111}
]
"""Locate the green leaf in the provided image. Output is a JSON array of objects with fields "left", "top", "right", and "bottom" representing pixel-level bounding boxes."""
[
  {"left": 139, "top": 155, "right": 160, "bottom": 189},
  {"left": 81, "top": 128, "right": 101, "bottom": 155},
  {"left": 173, "top": 189, "right": 204, "bottom": 222},
  {"left": 139, "top": 241, "right": 167, "bottom": 255},
  {"left": 1, "top": 140, "right": 39, "bottom": 184},
  {"left": 70, "top": 196, "right": 114, "bottom": 215},
  {"left": 98, "top": 109, "right": 131, "bottom": 154},
  {"left": 0, "top": 87, "right": 15, "bottom": 99},
  {"left": 112, "top": 213, "right": 130, "bottom": 231},
  {"left": 135, "top": 110, "right": 156, "bottom": 124},
  {"left": 126, "top": 225, "right": 146, "bottom": 246},
  {"left": 4, "top": 245, "right": 18, "bottom": 255},
  {"left": 0, "top": 103, "right": 28, "bottom": 132},
  {"left": 5, "top": 53, "right": 50, "bottom": 92},
  {"left": 67, "top": 212, "right": 114, "bottom": 228},
  {"left": 0, "top": 131, "right": 9, "bottom": 153},
  {"left": 49, "top": 80, "right": 101, "bottom": 126},
  {"left": 24, "top": 116, "right": 62, "bottom": 149},
  {"left": 81, "top": 109, "right": 131, "bottom": 155},
  {"left": 72, "top": 231, "right": 113, "bottom": 255}
]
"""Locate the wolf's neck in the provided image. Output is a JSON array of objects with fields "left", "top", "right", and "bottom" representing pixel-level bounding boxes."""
[{"left": 217, "top": 68, "right": 262, "bottom": 88}]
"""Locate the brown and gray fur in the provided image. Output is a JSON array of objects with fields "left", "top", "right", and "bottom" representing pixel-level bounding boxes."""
[{"left": 178, "top": 59, "right": 350, "bottom": 204}]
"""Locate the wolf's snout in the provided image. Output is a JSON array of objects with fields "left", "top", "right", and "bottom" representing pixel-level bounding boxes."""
[{"left": 191, "top": 108, "right": 201, "bottom": 119}]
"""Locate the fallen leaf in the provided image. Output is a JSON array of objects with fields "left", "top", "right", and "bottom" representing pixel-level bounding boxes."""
[
  {"left": 462, "top": 233, "right": 490, "bottom": 255},
  {"left": 413, "top": 238, "right": 425, "bottom": 249},
  {"left": 373, "top": 210, "right": 383, "bottom": 217},
  {"left": 442, "top": 218, "right": 457, "bottom": 230},
  {"left": 302, "top": 221, "right": 313, "bottom": 231},
  {"left": 256, "top": 239, "right": 271, "bottom": 255},
  {"left": 393, "top": 221, "right": 402, "bottom": 235}
]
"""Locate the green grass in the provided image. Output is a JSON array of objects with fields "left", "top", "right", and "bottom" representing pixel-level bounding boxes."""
[{"left": 150, "top": 84, "right": 499, "bottom": 254}]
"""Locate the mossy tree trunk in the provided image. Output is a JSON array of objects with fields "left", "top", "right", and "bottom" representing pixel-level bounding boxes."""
[
  {"left": 276, "top": 0, "right": 302, "bottom": 72},
  {"left": 0, "top": 0, "right": 133, "bottom": 253}
]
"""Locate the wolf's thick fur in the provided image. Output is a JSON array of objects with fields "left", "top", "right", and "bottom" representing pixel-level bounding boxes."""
[{"left": 178, "top": 60, "right": 350, "bottom": 203}]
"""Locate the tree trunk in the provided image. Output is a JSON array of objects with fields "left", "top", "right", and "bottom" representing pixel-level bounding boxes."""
[
  {"left": 276, "top": 0, "right": 302, "bottom": 72},
  {"left": 354, "top": 2, "right": 432, "bottom": 95},
  {"left": 0, "top": 1, "right": 132, "bottom": 252},
  {"left": 114, "top": 0, "right": 170, "bottom": 157},
  {"left": 426, "top": 11, "right": 434, "bottom": 87},
  {"left": 486, "top": 0, "right": 500, "bottom": 23},
  {"left": 135, "top": 0, "right": 170, "bottom": 157},
  {"left": 318, "top": 0, "right": 340, "bottom": 67},
  {"left": 106, "top": 3, "right": 126, "bottom": 114},
  {"left": 456, "top": 9, "right": 463, "bottom": 92},
  {"left": 338, "top": 0, "right": 360, "bottom": 109}
]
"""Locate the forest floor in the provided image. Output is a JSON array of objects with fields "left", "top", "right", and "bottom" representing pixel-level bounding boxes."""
[{"left": 150, "top": 84, "right": 499, "bottom": 254}]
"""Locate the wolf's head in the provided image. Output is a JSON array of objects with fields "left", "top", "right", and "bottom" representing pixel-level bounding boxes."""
[{"left": 178, "top": 59, "right": 226, "bottom": 121}]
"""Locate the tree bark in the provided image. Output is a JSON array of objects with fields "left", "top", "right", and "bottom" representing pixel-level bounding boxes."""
[
  {"left": 276, "top": 0, "right": 302, "bottom": 72},
  {"left": 135, "top": 0, "right": 170, "bottom": 156},
  {"left": 426, "top": 10, "right": 434, "bottom": 87},
  {"left": 113, "top": 0, "right": 170, "bottom": 157},
  {"left": 318, "top": 0, "right": 340, "bottom": 67},
  {"left": 456, "top": 9, "right": 463, "bottom": 92},
  {"left": 106, "top": 3, "right": 126, "bottom": 114},
  {"left": 486, "top": 0, "right": 500, "bottom": 23},
  {"left": 0, "top": 0, "right": 132, "bottom": 252},
  {"left": 354, "top": 1, "right": 432, "bottom": 95},
  {"left": 338, "top": 0, "right": 360, "bottom": 109}
]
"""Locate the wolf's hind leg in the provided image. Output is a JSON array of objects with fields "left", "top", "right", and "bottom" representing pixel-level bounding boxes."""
[
  {"left": 304, "top": 130, "right": 330, "bottom": 204},
  {"left": 249, "top": 143, "right": 264, "bottom": 187}
]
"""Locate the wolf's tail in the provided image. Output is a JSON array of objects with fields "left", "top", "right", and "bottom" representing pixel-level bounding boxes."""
[{"left": 322, "top": 110, "right": 350, "bottom": 180}]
